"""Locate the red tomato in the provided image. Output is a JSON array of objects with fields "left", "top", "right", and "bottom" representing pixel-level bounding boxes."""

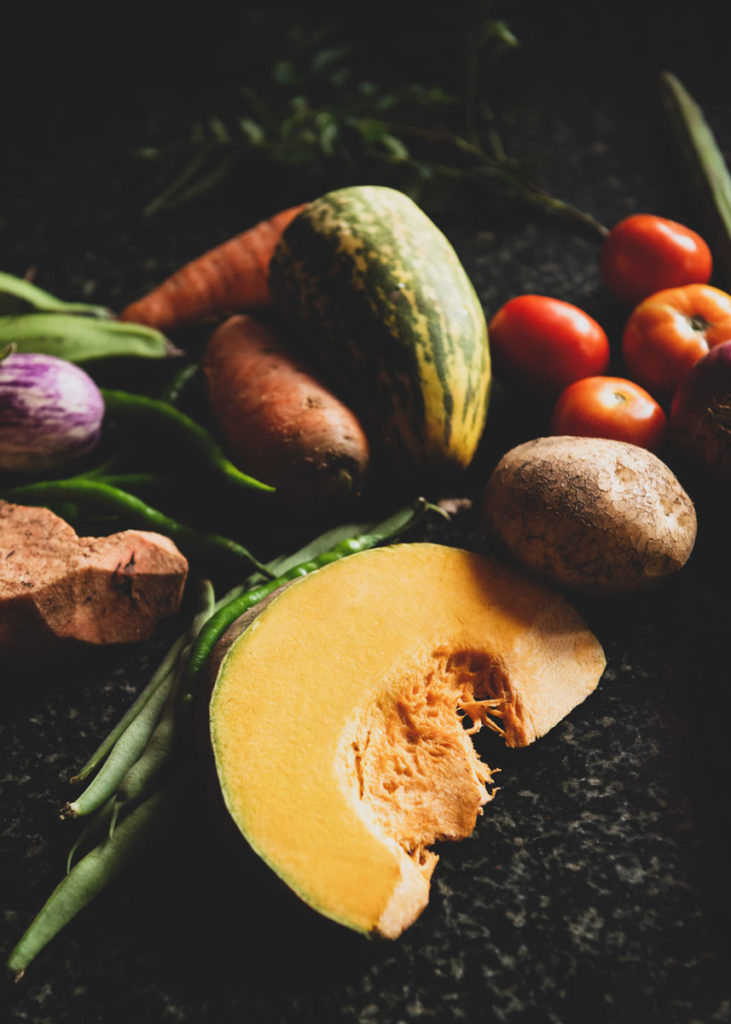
[
  {"left": 621, "top": 283, "right": 731, "bottom": 403},
  {"left": 600, "top": 214, "right": 712, "bottom": 307},
  {"left": 488, "top": 295, "right": 610, "bottom": 399},
  {"left": 550, "top": 376, "right": 667, "bottom": 452}
]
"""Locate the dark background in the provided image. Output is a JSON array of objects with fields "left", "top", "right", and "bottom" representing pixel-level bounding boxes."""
[{"left": 3, "top": 3, "right": 730, "bottom": 1022}]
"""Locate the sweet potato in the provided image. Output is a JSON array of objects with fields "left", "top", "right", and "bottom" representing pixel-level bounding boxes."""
[
  {"left": 0, "top": 502, "right": 188, "bottom": 667},
  {"left": 201, "top": 314, "right": 371, "bottom": 506}
]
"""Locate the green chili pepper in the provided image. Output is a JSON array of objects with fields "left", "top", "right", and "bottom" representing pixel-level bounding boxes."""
[
  {"left": 160, "top": 361, "right": 200, "bottom": 406},
  {"left": 99, "top": 388, "right": 275, "bottom": 494},
  {"left": 1, "top": 477, "right": 274, "bottom": 577}
]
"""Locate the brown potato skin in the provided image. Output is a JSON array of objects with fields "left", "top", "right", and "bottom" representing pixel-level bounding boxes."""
[
  {"left": 480, "top": 436, "right": 697, "bottom": 595},
  {"left": 201, "top": 314, "right": 370, "bottom": 507}
]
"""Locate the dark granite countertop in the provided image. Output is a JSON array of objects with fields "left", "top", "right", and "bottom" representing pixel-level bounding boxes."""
[{"left": 2, "top": 5, "right": 730, "bottom": 1022}]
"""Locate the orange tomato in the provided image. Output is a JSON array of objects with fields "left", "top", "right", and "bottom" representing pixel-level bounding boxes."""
[
  {"left": 550, "top": 376, "right": 667, "bottom": 452},
  {"left": 621, "top": 283, "right": 731, "bottom": 403},
  {"left": 601, "top": 214, "right": 712, "bottom": 307}
]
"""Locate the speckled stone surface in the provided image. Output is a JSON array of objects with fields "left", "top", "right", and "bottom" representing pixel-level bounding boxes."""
[{"left": 2, "top": 4, "right": 731, "bottom": 1023}]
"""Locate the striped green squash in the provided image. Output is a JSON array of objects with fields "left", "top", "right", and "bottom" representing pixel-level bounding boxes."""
[{"left": 268, "top": 185, "right": 490, "bottom": 478}]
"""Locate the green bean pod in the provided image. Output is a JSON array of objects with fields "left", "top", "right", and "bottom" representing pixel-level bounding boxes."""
[
  {"left": 0, "top": 271, "right": 112, "bottom": 317},
  {"left": 99, "top": 388, "right": 275, "bottom": 494},
  {"left": 108, "top": 674, "right": 181, "bottom": 834},
  {"left": 0, "top": 311, "right": 179, "bottom": 362},
  {"left": 65, "top": 800, "right": 116, "bottom": 873},
  {"left": 63, "top": 672, "right": 176, "bottom": 819},
  {"left": 70, "top": 632, "right": 189, "bottom": 786},
  {"left": 108, "top": 580, "right": 218, "bottom": 827},
  {"left": 71, "top": 579, "right": 215, "bottom": 788},
  {"left": 6, "top": 783, "right": 183, "bottom": 981}
]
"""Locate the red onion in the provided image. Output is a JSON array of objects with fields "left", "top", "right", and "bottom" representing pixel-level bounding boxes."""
[
  {"left": 669, "top": 339, "right": 731, "bottom": 485},
  {"left": 0, "top": 352, "right": 105, "bottom": 474}
]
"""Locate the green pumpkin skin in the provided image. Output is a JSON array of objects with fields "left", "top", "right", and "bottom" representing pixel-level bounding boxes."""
[{"left": 268, "top": 185, "right": 491, "bottom": 480}]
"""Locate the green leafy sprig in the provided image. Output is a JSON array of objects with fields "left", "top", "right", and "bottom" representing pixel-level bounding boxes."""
[{"left": 137, "top": 12, "right": 607, "bottom": 237}]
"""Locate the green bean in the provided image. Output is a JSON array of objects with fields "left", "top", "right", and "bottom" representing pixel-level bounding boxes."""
[
  {"left": 179, "top": 498, "right": 439, "bottom": 708},
  {"left": 63, "top": 672, "right": 176, "bottom": 819},
  {"left": 108, "top": 671, "right": 181, "bottom": 835},
  {"left": 0, "top": 271, "right": 112, "bottom": 317},
  {"left": 6, "top": 783, "right": 183, "bottom": 981},
  {"left": 107, "top": 580, "right": 218, "bottom": 829},
  {"left": 1, "top": 477, "right": 274, "bottom": 577},
  {"left": 71, "top": 579, "right": 215, "bottom": 786},
  {"left": 65, "top": 800, "right": 115, "bottom": 873},
  {"left": 100, "top": 388, "right": 275, "bottom": 494},
  {"left": 69, "top": 632, "right": 189, "bottom": 785},
  {"left": 0, "top": 311, "right": 179, "bottom": 362}
]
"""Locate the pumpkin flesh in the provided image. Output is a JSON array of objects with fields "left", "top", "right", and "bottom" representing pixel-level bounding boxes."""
[{"left": 209, "top": 543, "right": 605, "bottom": 938}]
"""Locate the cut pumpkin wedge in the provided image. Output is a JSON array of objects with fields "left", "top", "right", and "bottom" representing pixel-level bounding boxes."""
[{"left": 208, "top": 542, "right": 606, "bottom": 938}]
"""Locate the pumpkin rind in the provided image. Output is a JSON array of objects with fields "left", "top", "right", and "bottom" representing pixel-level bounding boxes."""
[
  {"left": 208, "top": 543, "right": 605, "bottom": 938},
  {"left": 268, "top": 185, "right": 491, "bottom": 477}
]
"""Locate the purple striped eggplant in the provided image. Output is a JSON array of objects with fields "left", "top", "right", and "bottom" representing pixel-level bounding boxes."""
[{"left": 0, "top": 351, "right": 105, "bottom": 474}]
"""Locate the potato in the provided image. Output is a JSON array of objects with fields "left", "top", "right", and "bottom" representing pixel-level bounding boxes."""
[{"left": 480, "top": 436, "right": 697, "bottom": 595}]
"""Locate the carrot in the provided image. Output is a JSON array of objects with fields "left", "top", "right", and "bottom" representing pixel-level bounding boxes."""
[
  {"left": 200, "top": 314, "right": 371, "bottom": 507},
  {"left": 119, "top": 204, "right": 308, "bottom": 332}
]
